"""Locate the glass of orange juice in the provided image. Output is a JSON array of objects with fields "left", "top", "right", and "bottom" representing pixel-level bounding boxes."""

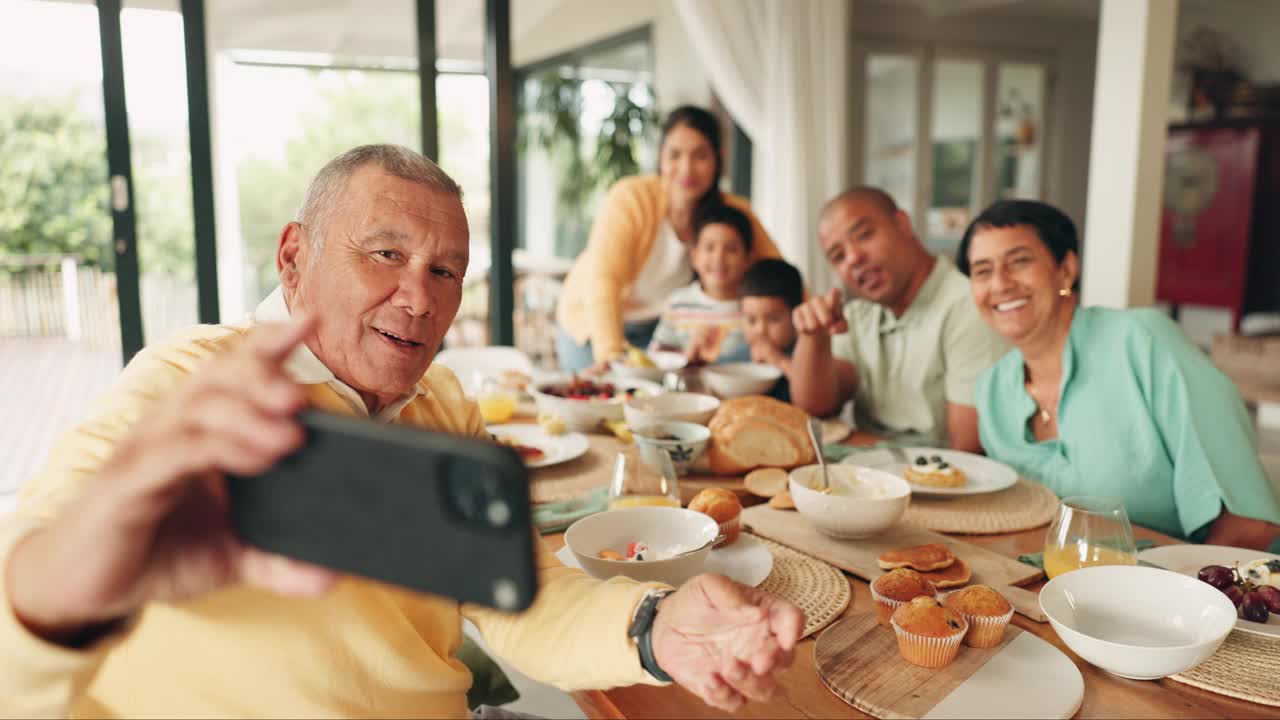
[
  {"left": 475, "top": 376, "right": 517, "bottom": 425},
  {"left": 1043, "top": 496, "right": 1137, "bottom": 579},
  {"left": 608, "top": 447, "right": 680, "bottom": 510}
]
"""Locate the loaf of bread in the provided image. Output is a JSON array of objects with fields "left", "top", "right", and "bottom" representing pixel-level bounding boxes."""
[{"left": 706, "top": 396, "right": 816, "bottom": 475}]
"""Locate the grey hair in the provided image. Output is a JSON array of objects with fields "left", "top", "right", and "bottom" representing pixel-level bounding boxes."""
[{"left": 295, "top": 144, "right": 463, "bottom": 255}]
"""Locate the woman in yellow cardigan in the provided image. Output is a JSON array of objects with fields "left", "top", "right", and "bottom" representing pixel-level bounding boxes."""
[{"left": 555, "top": 105, "right": 784, "bottom": 371}]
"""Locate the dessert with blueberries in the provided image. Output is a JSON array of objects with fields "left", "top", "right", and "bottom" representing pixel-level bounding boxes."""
[{"left": 903, "top": 453, "right": 968, "bottom": 488}]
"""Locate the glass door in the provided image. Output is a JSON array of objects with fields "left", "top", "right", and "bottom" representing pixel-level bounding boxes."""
[
  {"left": 0, "top": 0, "right": 123, "bottom": 496},
  {"left": 122, "top": 1, "right": 199, "bottom": 345},
  {"left": 857, "top": 45, "right": 1050, "bottom": 258}
]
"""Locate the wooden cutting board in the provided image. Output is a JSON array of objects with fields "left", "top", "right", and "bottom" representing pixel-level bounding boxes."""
[
  {"left": 740, "top": 505, "right": 1043, "bottom": 588},
  {"left": 815, "top": 612, "right": 1082, "bottom": 719}
]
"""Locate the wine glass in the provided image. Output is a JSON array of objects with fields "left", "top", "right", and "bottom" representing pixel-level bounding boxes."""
[
  {"left": 1043, "top": 496, "right": 1138, "bottom": 579},
  {"left": 608, "top": 446, "right": 680, "bottom": 510}
]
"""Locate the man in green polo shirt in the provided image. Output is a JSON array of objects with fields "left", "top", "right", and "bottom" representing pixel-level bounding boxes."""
[{"left": 790, "top": 187, "right": 1008, "bottom": 451}]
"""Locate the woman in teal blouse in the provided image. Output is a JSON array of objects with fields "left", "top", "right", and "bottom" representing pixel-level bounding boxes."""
[{"left": 956, "top": 200, "right": 1280, "bottom": 548}]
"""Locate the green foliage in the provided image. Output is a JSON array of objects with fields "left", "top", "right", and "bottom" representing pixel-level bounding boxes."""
[
  {"left": 235, "top": 70, "right": 421, "bottom": 296},
  {"left": 518, "top": 71, "right": 656, "bottom": 255},
  {"left": 0, "top": 96, "right": 112, "bottom": 269}
]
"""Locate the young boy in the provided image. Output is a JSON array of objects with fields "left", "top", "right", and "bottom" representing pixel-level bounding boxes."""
[
  {"left": 741, "top": 258, "right": 804, "bottom": 402},
  {"left": 649, "top": 203, "right": 754, "bottom": 365}
]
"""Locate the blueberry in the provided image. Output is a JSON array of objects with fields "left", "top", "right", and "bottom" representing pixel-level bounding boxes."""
[
  {"left": 937, "top": 462, "right": 950, "bottom": 469},
  {"left": 914, "top": 456, "right": 928, "bottom": 466},
  {"left": 930, "top": 455, "right": 943, "bottom": 463}
]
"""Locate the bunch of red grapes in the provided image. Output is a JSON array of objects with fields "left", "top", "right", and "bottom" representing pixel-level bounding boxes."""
[{"left": 1198, "top": 563, "right": 1280, "bottom": 622}]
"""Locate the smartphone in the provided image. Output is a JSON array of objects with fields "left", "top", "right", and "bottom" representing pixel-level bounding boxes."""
[{"left": 227, "top": 410, "right": 537, "bottom": 612}]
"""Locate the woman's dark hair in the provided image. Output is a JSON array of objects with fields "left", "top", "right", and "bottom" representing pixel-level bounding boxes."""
[
  {"left": 658, "top": 105, "right": 724, "bottom": 210},
  {"left": 742, "top": 259, "right": 805, "bottom": 309},
  {"left": 692, "top": 202, "right": 754, "bottom": 254},
  {"left": 956, "top": 200, "right": 1081, "bottom": 290}
]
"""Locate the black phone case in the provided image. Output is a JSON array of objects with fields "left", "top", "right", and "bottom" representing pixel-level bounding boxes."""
[{"left": 228, "top": 410, "right": 537, "bottom": 612}]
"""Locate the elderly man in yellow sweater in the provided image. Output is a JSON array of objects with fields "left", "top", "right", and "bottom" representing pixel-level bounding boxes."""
[{"left": 0, "top": 144, "right": 803, "bottom": 718}]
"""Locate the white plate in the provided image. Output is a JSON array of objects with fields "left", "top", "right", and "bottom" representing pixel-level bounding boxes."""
[
  {"left": 488, "top": 424, "right": 590, "bottom": 469},
  {"left": 555, "top": 532, "right": 774, "bottom": 587},
  {"left": 1138, "top": 544, "right": 1280, "bottom": 638},
  {"left": 840, "top": 447, "right": 1018, "bottom": 497},
  {"left": 922, "top": 632, "right": 1082, "bottom": 719}
]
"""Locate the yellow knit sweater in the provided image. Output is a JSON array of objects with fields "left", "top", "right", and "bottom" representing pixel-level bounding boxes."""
[
  {"left": 0, "top": 324, "right": 662, "bottom": 718},
  {"left": 556, "top": 175, "right": 783, "bottom": 362}
]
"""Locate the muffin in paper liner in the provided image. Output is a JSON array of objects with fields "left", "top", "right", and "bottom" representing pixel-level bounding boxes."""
[
  {"left": 891, "top": 615, "right": 969, "bottom": 668},
  {"left": 954, "top": 605, "right": 1013, "bottom": 648},
  {"left": 714, "top": 514, "right": 741, "bottom": 548},
  {"left": 870, "top": 584, "right": 910, "bottom": 627},
  {"left": 869, "top": 569, "right": 936, "bottom": 627}
]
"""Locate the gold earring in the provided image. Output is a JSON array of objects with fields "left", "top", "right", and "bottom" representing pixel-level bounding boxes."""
[{"left": 1059, "top": 288, "right": 1071, "bottom": 298}]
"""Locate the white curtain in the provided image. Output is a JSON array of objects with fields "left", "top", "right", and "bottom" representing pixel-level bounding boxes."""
[{"left": 673, "top": 0, "right": 851, "bottom": 295}]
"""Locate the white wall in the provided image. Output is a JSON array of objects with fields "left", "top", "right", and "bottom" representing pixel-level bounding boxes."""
[
  {"left": 1177, "top": 0, "right": 1280, "bottom": 84},
  {"left": 850, "top": 0, "right": 1098, "bottom": 230},
  {"left": 514, "top": 0, "right": 712, "bottom": 109}
]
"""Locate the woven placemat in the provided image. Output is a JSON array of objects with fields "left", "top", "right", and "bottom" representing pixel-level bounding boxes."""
[
  {"left": 1170, "top": 630, "right": 1280, "bottom": 706},
  {"left": 529, "top": 433, "right": 625, "bottom": 504},
  {"left": 903, "top": 478, "right": 1059, "bottom": 535},
  {"left": 755, "top": 535, "right": 852, "bottom": 638}
]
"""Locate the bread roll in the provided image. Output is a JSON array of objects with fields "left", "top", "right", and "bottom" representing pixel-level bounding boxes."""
[
  {"left": 706, "top": 396, "right": 815, "bottom": 475},
  {"left": 688, "top": 488, "right": 742, "bottom": 547}
]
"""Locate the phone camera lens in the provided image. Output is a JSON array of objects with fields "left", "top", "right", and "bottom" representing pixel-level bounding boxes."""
[{"left": 486, "top": 499, "right": 511, "bottom": 527}]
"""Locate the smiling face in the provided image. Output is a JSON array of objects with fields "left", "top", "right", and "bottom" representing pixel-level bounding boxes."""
[
  {"left": 966, "top": 224, "right": 1078, "bottom": 347},
  {"left": 659, "top": 124, "right": 719, "bottom": 210},
  {"left": 691, "top": 222, "right": 749, "bottom": 299},
  {"left": 279, "top": 165, "right": 469, "bottom": 410},
  {"left": 818, "top": 195, "right": 926, "bottom": 314},
  {"left": 742, "top": 295, "right": 797, "bottom": 351}
]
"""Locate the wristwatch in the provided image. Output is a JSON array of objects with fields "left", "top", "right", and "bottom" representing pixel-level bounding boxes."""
[{"left": 628, "top": 588, "right": 674, "bottom": 682}]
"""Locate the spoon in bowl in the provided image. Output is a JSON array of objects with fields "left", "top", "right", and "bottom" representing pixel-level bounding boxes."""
[{"left": 805, "top": 416, "right": 830, "bottom": 493}]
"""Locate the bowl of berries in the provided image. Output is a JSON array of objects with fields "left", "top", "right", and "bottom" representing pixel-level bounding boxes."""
[{"left": 529, "top": 375, "right": 662, "bottom": 432}]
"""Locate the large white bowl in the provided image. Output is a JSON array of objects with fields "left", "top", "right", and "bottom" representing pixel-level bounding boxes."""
[
  {"left": 529, "top": 376, "right": 662, "bottom": 432},
  {"left": 565, "top": 507, "right": 717, "bottom": 586},
  {"left": 632, "top": 421, "right": 712, "bottom": 476},
  {"left": 789, "top": 464, "right": 911, "bottom": 539},
  {"left": 624, "top": 392, "right": 721, "bottom": 427},
  {"left": 1039, "top": 565, "right": 1237, "bottom": 680},
  {"left": 609, "top": 350, "right": 688, "bottom": 383},
  {"left": 700, "top": 363, "right": 782, "bottom": 399}
]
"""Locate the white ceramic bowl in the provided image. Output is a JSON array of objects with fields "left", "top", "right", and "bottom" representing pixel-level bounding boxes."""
[
  {"left": 700, "top": 362, "right": 783, "bottom": 398},
  {"left": 565, "top": 507, "right": 717, "bottom": 586},
  {"left": 624, "top": 392, "right": 721, "bottom": 427},
  {"left": 632, "top": 421, "right": 712, "bottom": 476},
  {"left": 529, "top": 376, "right": 662, "bottom": 432},
  {"left": 609, "top": 351, "right": 688, "bottom": 383},
  {"left": 789, "top": 464, "right": 911, "bottom": 538},
  {"left": 1039, "top": 565, "right": 1236, "bottom": 680}
]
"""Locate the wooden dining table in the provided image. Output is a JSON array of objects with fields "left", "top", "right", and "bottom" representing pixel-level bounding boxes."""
[{"left": 535, "top": 429, "right": 1276, "bottom": 719}]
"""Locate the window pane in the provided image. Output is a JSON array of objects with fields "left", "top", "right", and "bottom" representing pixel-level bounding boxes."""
[
  {"left": 211, "top": 0, "right": 422, "bottom": 319},
  {"left": 864, "top": 54, "right": 918, "bottom": 216},
  {"left": 123, "top": 2, "right": 198, "bottom": 345},
  {"left": 994, "top": 62, "right": 1046, "bottom": 200},
  {"left": 221, "top": 61, "right": 421, "bottom": 312},
  {"left": 0, "top": 0, "right": 121, "bottom": 497},
  {"left": 513, "top": 31, "right": 654, "bottom": 366},
  {"left": 927, "top": 58, "right": 983, "bottom": 255}
]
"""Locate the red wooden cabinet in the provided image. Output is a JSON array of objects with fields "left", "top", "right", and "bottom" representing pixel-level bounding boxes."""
[{"left": 1157, "top": 122, "right": 1280, "bottom": 329}]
